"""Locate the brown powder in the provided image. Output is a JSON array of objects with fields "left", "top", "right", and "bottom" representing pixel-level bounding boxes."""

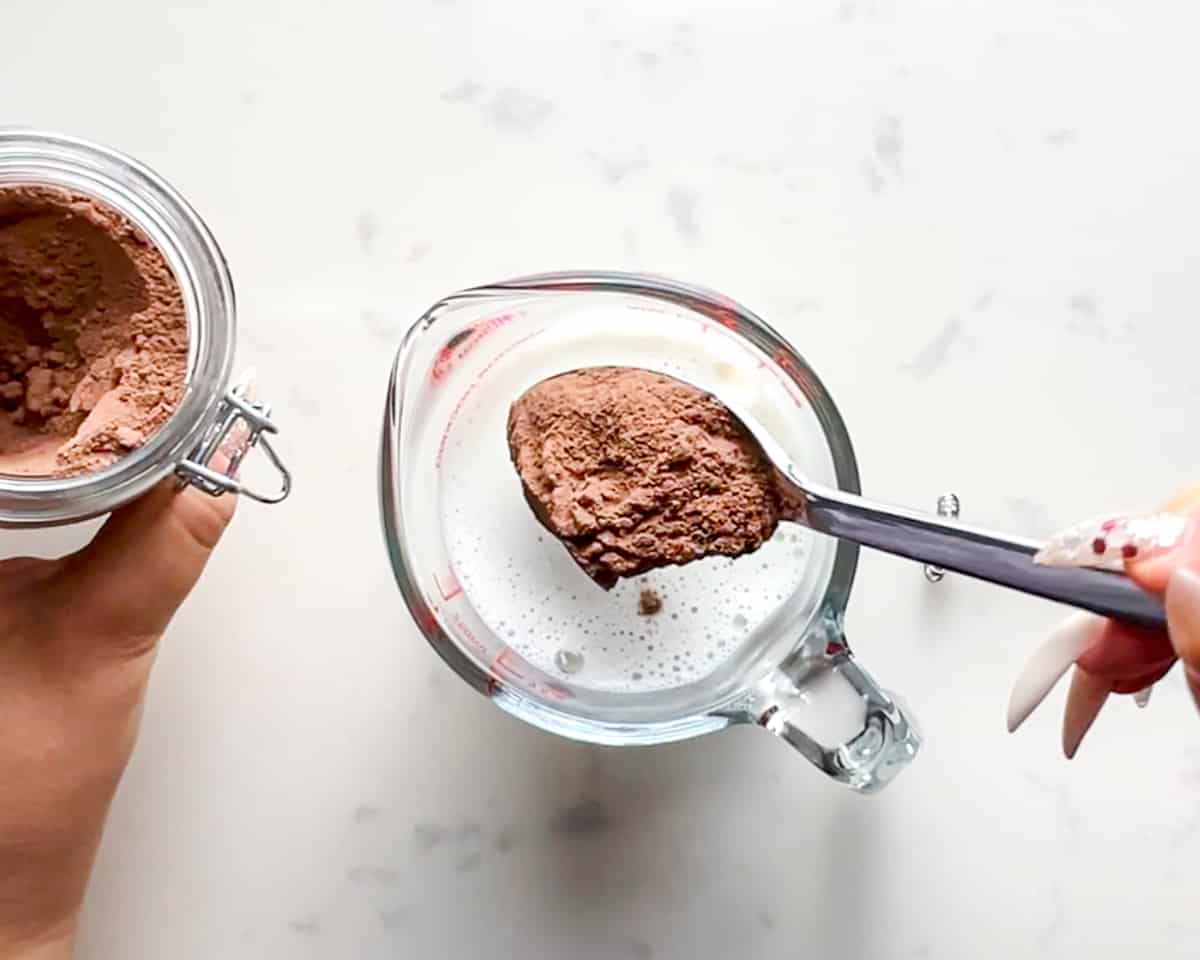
[
  {"left": 508, "top": 367, "right": 784, "bottom": 589},
  {"left": 0, "top": 185, "right": 187, "bottom": 477},
  {"left": 638, "top": 588, "right": 663, "bottom": 616}
]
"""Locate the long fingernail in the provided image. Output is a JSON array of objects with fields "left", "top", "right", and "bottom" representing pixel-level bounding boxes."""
[
  {"left": 1063, "top": 667, "right": 1111, "bottom": 758},
  {"left": 1034, "top": 513, "right": 1189, "bottom": 570},
  {"left": 1167, "top": 569, "right": 1200, "bottom": 717},
  {"left": 1166, "top": 566, "right": 1200, "bottom": 653},
  {"left": 1008, "top": 612, "right": 1106, "bottom": 733},
  {"left": 1185, "top": 668, "right": 1200, "bottom": 713}
]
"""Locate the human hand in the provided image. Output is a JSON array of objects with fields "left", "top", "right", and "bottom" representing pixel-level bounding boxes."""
[
  {"left": 0, "top": 483, "right": 235, "bottom": 959},
  {"left": 1007, "top": 486, "right": 1200, "bottom": 756}
]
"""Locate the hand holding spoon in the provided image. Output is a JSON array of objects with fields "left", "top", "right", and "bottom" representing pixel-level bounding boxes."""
[
  {"left": 710, "top": 383, "right": 1167, "bottom": 631},
  {"left": 510, "top": 366, "right": 1166, "bottom": 631}
]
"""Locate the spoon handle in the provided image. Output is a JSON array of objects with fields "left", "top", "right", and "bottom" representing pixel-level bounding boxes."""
[{"left": 799, "top": 482, "right": 1166, "bottom": 630}]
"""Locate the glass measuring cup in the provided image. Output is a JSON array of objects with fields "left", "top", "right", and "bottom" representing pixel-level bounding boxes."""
[{"left": 380, "top": 272, "right": 920, "bottom": 792}]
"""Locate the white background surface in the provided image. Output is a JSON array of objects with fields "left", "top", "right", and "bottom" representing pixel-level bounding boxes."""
[{"left": 2, "top": 1, "right": 1199, "bottom": 957}]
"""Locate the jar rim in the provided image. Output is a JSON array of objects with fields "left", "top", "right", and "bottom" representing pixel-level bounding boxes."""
[{"left": 0, "top": 129, "right": 235, "bottom": 524}]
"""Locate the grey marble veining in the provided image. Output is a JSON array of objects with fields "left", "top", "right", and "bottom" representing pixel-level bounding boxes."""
[{"left": 1, "top": 0, "right": 1198, "bottom": 957}]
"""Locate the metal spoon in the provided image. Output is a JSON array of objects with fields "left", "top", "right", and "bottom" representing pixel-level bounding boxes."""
[{"left": 710, "top": 386, "right": 1167, "bottom": 631}]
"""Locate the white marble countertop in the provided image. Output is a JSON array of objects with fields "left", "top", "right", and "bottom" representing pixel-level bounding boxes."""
[{"left": 3, "top": 0, "right": 1200, "bottom": 957}]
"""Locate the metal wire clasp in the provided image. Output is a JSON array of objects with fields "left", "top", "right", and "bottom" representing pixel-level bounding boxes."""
[{"left": 176, "top": 376, "right": 292, "bottom": 504}]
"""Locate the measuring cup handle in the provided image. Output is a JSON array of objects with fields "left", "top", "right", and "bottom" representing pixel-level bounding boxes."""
[{"left": 752, "top": 625, "right": 920, "bottom": 793}]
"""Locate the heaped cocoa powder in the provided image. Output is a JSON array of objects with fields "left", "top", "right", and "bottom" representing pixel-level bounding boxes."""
[
  {"left": 508, "top": 367, "right": 784, "bottom": 588},
  {"left": 0, "top": 185, "right": 187, "bottom": 477}
]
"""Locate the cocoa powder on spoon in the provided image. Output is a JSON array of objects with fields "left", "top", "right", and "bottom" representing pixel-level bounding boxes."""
[{"left": 508, "top": 366, "right": 785, "bottom": 588}]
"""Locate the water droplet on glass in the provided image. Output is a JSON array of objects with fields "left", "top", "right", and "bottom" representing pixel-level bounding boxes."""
[
  {"left": 554, "top": 649, "right": 585, "bottom": 674},
  {"left": 732, "top": 613, "right": 748, "bottom": 629}
]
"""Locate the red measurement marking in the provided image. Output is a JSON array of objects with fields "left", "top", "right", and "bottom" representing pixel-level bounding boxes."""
[
  {"left": 449, "top": 613, "right": 489, "bottom": 660},
  {"left": 434, "top": 325, "right": 544, "bottom": 470},
  {"left": 713, "top": 306, "right": 740, "bottom": 330},
  {"left": 486, "top": 648, "right": 573, "bottom": 702},
  {"left": 772, "top": 349, "right": 798, "bottom": 374},
  {"left": 541, "top": 681, "right": 570, "bottom": 702},
  {"left": 765, "top": 350, "right": 808, "bottom": 409},
  {"left": 432, "top": 572, "right": 463, "bottom": 602},
  {"left": 414, "top": 602, "right": 440, "bottom": 636},
  {"left": 431, "top": 313, "right": 515, "bottom": 383},
  {"left": 491, "top": 646, "right": 526, "bottom": 681}
]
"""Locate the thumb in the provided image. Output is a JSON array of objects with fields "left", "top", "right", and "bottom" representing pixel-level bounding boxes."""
[
  {"left": 56, "top": 480, "right": 236, "bottom": 649},
  {"left": 1165, "top": 566, "right": 1200, "bottom": 709}
]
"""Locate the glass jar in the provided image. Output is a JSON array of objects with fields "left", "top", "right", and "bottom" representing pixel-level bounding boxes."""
[{"left": 0, "top": 129, "right": 289, "bottom": 525}]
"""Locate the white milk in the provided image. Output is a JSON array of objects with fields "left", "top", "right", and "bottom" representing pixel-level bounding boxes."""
[{"left": 439, "top": 303, "right": 817, "bottom": 694}]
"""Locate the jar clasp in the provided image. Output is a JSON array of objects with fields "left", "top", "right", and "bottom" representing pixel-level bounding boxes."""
[{"left": 176, "top": 371, "right": 292, "bottom": 504}]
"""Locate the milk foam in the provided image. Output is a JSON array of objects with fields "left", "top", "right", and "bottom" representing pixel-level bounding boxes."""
[{"left": 439, "top": 306, "right": 816, "bottom": 695}]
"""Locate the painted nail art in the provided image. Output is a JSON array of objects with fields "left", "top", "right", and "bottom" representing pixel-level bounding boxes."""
[{"left": 1033, "top": 513, "right": 1189, "bottom": 571}]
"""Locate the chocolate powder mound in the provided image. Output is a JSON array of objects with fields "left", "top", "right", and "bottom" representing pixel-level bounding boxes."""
[
  {"left": 507, "top": 367, "right": 785, "bottom": 589},
  {"left": 0, "top": 185, "right": 187, "bottom": 477}
]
